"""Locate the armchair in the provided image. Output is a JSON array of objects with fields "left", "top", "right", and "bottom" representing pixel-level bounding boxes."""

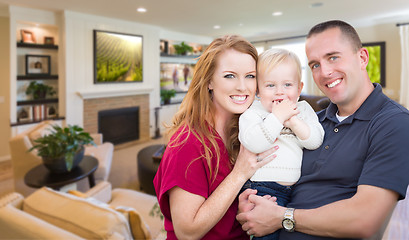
[{"left": 9, "top": 120, "right": 114, "bottom": 196}]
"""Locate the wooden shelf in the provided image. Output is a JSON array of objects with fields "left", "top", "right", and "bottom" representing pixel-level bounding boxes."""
[
  {"left": 11, "top": 116, "right": 65, "bottom": 127},
  {"left": 17, "top": 42, "right": 58, "bottom": 50},
  {"left": 17, "top": 75, "right": 58, "bottom": 80},
  {"left": 160, "top": 53, "right": 200, "bottom": 58},
  {"left": 17, "top": 98, "right": 58, "bottom": 106}
]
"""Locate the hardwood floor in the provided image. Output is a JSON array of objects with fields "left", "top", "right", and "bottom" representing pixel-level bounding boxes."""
[{"left": 0, "top": 160, "right": 14, "bottom": 198}]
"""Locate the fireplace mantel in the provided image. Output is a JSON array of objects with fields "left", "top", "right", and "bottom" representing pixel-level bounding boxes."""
[{"left": 77, "top": 87, "right": 153, "bottom": 100}]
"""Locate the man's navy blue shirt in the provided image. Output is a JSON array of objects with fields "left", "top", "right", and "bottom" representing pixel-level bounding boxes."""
[{"left": 280, "top": 84, "right": 409, "bottom": 240}]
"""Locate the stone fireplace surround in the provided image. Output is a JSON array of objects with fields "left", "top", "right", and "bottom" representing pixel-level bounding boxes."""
[{"left": 82, "top": 94, "right": 150, "bottom": 145}]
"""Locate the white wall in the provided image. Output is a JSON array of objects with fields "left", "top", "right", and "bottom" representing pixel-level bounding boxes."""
[
  {"left": 63, "top": 11, "right": 160, "bottom": 129},
  {"left": 62, "top": 11, "right": 211, "bottom": 136}
]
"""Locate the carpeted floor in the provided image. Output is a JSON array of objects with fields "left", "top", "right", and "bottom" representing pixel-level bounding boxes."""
[{"left": 108, "top": 137, "right": 166, "bottom": 191}]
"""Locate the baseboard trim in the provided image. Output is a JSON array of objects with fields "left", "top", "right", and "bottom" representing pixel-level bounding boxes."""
[{"left": 0, "top": 155, "right": 11, "bottom": 162}]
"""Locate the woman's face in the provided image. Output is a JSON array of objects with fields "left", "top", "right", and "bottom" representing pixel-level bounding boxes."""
[{"left": 209, "top": 49, "right": 257, "bottom": 120}]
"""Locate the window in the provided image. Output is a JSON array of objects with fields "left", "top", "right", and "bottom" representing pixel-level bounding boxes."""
[{"left": 269, "top": 42, "right": 309, "bottom": 94}]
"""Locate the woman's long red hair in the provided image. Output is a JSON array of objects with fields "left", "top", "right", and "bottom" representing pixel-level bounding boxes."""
[{"left": 166, "top": 35, "right": 258, "bottom": 181}]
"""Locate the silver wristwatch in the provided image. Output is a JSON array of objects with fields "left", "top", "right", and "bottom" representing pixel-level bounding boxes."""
[{"left": 282, "top": 208, "right": 296, "bottom": 232}]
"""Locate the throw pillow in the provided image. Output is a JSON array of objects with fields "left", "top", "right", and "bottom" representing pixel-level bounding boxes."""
[
  {"left": 24, "top": 187, "right": 132, "bottom": 239},
  {"left": 115, "top": 206, "right": 152, "bottom": 240},
  {"left": 68, "top": 190, "right": 152, "bottom": 239}
]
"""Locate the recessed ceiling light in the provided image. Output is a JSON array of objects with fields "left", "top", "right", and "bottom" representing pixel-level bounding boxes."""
[
  {"left": 272, "top": 12, "right": 283, "bottom": 16},
  {"left": 239, "top": 23, "right": 244, "bottom": 27},
  {"left": 213, "top": 25, "right": 221, "bottom": 29},
  {"left": 310, "top": 2, "right": 323, "bottom": 8},
  {"left": 137, "top": 7, "right": 147, "bottom": 13}
]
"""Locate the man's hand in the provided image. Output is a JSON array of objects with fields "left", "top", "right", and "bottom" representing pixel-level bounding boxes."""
[{"left": 237, "top": 192, "right": 285, "bottom": 236}]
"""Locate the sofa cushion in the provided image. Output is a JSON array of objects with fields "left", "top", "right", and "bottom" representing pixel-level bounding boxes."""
[{"left": 23, "top": 187, "right": 132, "bottom": 240}]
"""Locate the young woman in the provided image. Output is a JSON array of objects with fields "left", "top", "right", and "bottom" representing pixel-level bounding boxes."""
[{"left": 154, "top": 35, "right": 278, "bottom": 240}]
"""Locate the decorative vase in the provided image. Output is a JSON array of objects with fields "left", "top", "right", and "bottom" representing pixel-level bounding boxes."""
[
  {"left": 35, "top": 89, "right": 47, "bottom": 99},
  {"left": 42, "top": 147, "right": 85, "bottom": 173}
]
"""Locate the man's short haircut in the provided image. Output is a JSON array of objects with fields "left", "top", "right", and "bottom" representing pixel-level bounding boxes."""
[{"left": 307, "top": 20, "right": 362, "bottom": 52}]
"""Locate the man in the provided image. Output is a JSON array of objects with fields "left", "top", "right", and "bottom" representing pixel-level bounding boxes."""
[{"left": 237, "top": 20, "right": 409, "bottom": 240}]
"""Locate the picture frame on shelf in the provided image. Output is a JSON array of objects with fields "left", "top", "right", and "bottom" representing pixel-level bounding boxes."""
[
  {"left": 25, "top": 55, "right": 51, "bottom": 75},
  {"left": 363, "top": 42, "right": 386, "bottom": 87},
  {"left": 93, "top": 30, "right": 143, "bottom": 84},
  {"left": 46, "top": 105, "right": 58, "bottom": 119},
  {"left": 20, "top": 29, "right": 36, "bottom": 43},
  {"left": 160, "top": 40, "right": 169, "bottom": 55},
  {"left": 17, "top": 107, "right": 32, "bottom": 123},
  {"left": 44, "top": 36, "right": 55, "bottom": 45}
]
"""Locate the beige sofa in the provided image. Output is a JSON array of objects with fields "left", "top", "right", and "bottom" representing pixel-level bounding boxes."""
[
  {"left": 0, "top": 181, "right": 165, "bottom": 239},
  {"left": 9, "top": 120, "right": 114, "bottom": 196}
]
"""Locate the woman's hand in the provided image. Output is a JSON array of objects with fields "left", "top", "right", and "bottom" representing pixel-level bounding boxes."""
[
  {"left": 232, "top": 144, "right": 278, "bottom": 181},
  {"left": 237, "top": 194, "right": 285, "bottom": 237}
]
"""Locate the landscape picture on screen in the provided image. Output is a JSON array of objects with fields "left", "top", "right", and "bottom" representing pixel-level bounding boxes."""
[
  {"left": 160, "top": 63, "right": 195, "bottom": 92},
  {"left": 363, "top": 42, "right": 385, "bottom": 87},
  {"left": 94, "top": 30, "right": 143, "bottom": 83}
]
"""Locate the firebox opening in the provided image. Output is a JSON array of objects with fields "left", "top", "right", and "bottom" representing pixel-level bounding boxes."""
[{"left": 98, "top": 106, "right": 139, "bottom": 145}]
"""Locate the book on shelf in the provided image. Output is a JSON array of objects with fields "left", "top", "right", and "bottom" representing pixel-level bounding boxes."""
[{"left": 32, "top": 104, "right": 47, "bottom": 121}]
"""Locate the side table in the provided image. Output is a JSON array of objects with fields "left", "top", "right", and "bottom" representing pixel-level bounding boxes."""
[
  {"left": 24, "top": 156, "right": 99, "bottom": 190},
  {"left": 137, "top": 144, "right": 165, "bottom": 195}
]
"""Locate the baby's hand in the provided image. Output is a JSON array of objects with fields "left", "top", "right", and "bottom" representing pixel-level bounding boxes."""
[
  {"left": 283, "top": 115, "right": 300, "bottom": 129},
  {"left": 271, "top": 99, "right": 299, "bottom": 124}
]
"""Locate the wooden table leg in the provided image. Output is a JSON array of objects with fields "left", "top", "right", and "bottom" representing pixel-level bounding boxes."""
[{"left": 88, "top": 173, "right": 96, "bottom": 188}]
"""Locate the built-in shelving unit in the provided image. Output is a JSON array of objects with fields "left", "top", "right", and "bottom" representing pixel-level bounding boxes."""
[
  {"left": 12, "top": 21, "right": 62, "bottom": 126},
  {"left": 159, "top": 40, "right": 205, "bottom": 106}
]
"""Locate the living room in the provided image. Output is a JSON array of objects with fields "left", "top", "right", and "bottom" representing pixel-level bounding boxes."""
[{"left": 1, "top": 1, "right": 409, "bottom": 239}]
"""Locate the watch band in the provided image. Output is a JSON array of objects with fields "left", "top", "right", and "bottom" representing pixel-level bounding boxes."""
[{"left": 282, "top": 208, "right": 296, "bottom": 232}]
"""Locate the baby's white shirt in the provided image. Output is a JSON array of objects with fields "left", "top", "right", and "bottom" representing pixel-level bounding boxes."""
[{"left": 239, "top": 100, "right": 324, "bottom": 183}]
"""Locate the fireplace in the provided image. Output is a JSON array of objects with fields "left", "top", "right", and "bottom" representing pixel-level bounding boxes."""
[
  {"left": 82, "top": 94, "right": 150, "bottom": 145},
  {"left": 98, "top": 107, "right": 139, "bottom": 145}
]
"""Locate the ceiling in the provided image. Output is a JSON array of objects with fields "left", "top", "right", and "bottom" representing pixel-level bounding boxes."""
[{"left": 1, "top": 0, "right": 409, "bottom": 40}]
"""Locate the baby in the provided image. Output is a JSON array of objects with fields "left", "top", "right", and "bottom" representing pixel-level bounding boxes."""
[{"left": 239, "top": 48, "right": 325, "bottom": 240}]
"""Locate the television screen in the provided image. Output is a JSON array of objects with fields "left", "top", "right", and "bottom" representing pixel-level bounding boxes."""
[{"left": 94, "top": 30, "right": 143, "bottom": 83}]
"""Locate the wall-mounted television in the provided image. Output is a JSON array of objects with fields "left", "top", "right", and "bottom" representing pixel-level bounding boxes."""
[{"left": 93, "top": 30, "right": 143, "bottom": 84}]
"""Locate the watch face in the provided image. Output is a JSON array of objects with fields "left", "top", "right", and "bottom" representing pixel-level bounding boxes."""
[{"left": 283, "top": 219, "right": 294, "bottom": 230}]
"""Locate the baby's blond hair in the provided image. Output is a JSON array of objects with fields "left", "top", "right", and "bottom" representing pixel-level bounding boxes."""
[{"left": 257, "top": 48, "right": 302, "bottom": 82}]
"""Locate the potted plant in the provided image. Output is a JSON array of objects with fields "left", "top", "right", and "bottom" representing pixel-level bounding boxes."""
[
  {"left": 173, "top": 41, "right": 193, "bottom": 55},
  {"left": 160, "top": 89, "right": 176, "bottom": 104},
  {"left": 29, "top": 125, "right": 96, "bottom": 173},
  {"left": 26, "top": 81, "right": 56, "bottom": 100}
]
